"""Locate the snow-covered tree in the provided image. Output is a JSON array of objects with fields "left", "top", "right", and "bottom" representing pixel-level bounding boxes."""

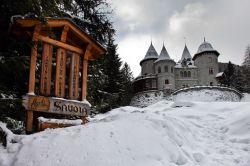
[{"left": 242, "top": 45, "right": 250, "bottom": 67}]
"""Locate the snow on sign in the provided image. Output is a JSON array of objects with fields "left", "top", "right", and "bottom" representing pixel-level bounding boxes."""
[{"left": 24, "top": 95, "right": 90, "bottom": 116}]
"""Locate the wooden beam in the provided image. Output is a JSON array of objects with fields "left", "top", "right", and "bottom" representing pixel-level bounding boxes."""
[
  {"left": 14, "top": 19, "right": 105, "bottom": 56},
  {"left": 82, "top": 46, "right": 91, "bottom": 100},
  {"left": 38, "top": 35, "right": 84, "bottom": 54},
  {"left": 55, "top": 25, "right": 69, "bottom": 97}
]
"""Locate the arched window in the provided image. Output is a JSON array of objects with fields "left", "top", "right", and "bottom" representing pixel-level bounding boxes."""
[
  {"left": 164, "top": 66, "right": 168, "bottom": 72},
  {"left": 158, "top": 66, "right": 161, "bottom": 73},
  {"left": 171, "top": 67, "right": 174, "bottom": 73},
  {"left": 188, "top": 71, "right": 191, "bottom": 77},
  {"left": 184, "top": 71, "right": 187, "bottom": 77},
  {"left": 180, "top": 71, "right": 183, "bottom": 77},
  {"left": 165, "top": 79, "right": 169, "bottom": 84},
  {"left": 208, "top": 57, "right": 212, "bottom": 63},
  {"left": 209, "top": 68, "right": 213, "bottom": 75}
]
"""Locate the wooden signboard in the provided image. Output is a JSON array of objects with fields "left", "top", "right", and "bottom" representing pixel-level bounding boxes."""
[
  {"left": 40, "top": 44, "right": 52, "bottom": 96},
  {"left": 28, "top": 96, "right": 50, "bottom": 111},
  {"left": 12, "top": 18, "right": 106, "bottom": 133},
  {"left": 24, "top": 95, "right": 90, "bottom": 116}
]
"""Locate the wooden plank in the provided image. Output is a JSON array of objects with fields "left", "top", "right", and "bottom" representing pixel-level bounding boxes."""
[
  {"left": 40, "top": 43, "right": 52, "bottom": 95},
  {"left": 28, "top": 24, "right": 41, "bottom": 93},
  {"left": 38, "top": 121, "right": 79, "bottom": 131},
  {"left": 69, "top": 53, "right": 80, "bottom": 100},
  {"left": 38, "top": 35, "right": 84, "bottom": 54},
  {"left": 55, "top": 25, "right": 69, "bottom": 97},
  {"left": 23, "top": 95, "right": 90, "bottom": 116}
]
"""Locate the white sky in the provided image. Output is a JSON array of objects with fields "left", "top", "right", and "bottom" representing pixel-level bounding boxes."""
[{"left": 108, "top": 0, "right": 250, "bottom": 77}]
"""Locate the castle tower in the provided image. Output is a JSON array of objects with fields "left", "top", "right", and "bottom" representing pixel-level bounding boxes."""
[
  {"left": 193, "top": 38, "right": 220, "bottom": 86},
  {"left": 181, "top": 44, "right": 192, "bottom": 63},
  {"left": 174, "top": 44, "right": 198, "bottom": 89},
  {"left": 140, "top": 42, "right": 158, "bottom": 75},
  {"left": 154, "top": 43, "right": 176, "bottom": 90}
]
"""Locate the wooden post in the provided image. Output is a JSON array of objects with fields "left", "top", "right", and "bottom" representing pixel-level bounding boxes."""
[
  {"left": 40, "top": 43, "right": 52, "bottom": 96},
  {"left": 28, "top": 24, "right": 41, "bottom": 94},
  {"left": 55, "top": 25, "right": 69, "bottom": 97},
  {"left": 27, "top": 24, "right": 41, "bottom": 133},
  {"left": 26, "top": 24, "right": 41, "bottom": 133},
  {"left": 82, "top": 47, "right": 91, "bottom": 100},
  {"left": 69, "top": 53, "right": 80, "bottom": 100}
]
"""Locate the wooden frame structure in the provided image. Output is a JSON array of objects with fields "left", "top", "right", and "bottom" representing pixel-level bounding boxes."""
[{"left": 11, "top": 17, "right": 106, "bottom": 133}]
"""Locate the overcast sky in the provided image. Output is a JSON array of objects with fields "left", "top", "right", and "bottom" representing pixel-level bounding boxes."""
[{"left": 107, "top": 0, "right": 250, "bottom": 77}]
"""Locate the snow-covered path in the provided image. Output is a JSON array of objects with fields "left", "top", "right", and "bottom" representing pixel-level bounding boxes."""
[
  {"left": 1, "top": 101, "right": 250, "bottom": 166},
  {"left": 167, "top": 102, "right": 250, "bottom": 165}
]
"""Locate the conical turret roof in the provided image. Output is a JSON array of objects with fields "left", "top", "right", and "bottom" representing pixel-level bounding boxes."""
[
  {"left": 155, "top": 44, "right": 173, "bottom": 63},
  {"left": 193, "top": 38, "right": 220, "bottom": 61},
  {"left": 181, "top": 44, "right": 192, "bottom": 62},
  {"left": 140, "top": 42, "right": 158, "bottom": 65}
]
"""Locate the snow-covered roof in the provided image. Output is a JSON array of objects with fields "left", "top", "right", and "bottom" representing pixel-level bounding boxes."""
[
  {"left": 174, "top": 63, "right": 198, "bottom": 69},
  {"left": 181, "top": 44, "right": 192, "bottom": 62},
  {"left": 140, "top": 42, "right": 158, "bottom": 65},
  {"left": 154, "top": 44, "right": 174, "bottom": 63},
  {"left": 193, "top": 38, "right": 220, "bottom": 60},
  {"left": 216, "top": 72, "right": 224, "bottom": 77}
]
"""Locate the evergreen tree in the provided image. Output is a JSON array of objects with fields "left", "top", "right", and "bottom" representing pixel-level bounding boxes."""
[
  {"left": 224, "top": 61, "right": 235, "bottom": 86},
  {"left": 103, "top": 36, "right": 123, "bottom": 93},
  {"left": 242, "top": 45, "right": 250, "bottom": 67},
  {"left": 120, "top": 62, "right": 134, "bottom": 106},
  {"left": 241, "top": 66, "right": 250, "bottom": 93}
]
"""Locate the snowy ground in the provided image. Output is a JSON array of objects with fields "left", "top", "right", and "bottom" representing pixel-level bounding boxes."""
[{"left": 1, "top": 100, "right": 250, "bottom": 166}]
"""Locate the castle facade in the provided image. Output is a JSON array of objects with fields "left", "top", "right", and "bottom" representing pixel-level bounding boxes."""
[{"left": 133, "top": 39, "right": 221, "bottom": 93}]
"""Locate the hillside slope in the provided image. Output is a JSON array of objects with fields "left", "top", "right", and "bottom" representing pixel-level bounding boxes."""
[{"left": 1, "top": 101, "right": 250, "bottom": 166}]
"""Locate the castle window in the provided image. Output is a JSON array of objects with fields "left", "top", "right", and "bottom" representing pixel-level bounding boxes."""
[
  {"left": 209, "top": 57, "right": 212, "bottom": 63},
  {"left": 180, "top": 71, "right": 183, "bottom": 77},
  {"left": 165, "top": 79, "right": 169, "bottom": 84},
  {"left": 188, "top": 71, "right": 191, "bottom": 77},
  {"left": 158, "top": 66, "right": 161, "bottom": 73},
  {"left": 209, "top": 68, "right": 213, "bottom": 75},
  {"left": 184, "top": 71, "right": 187, "bottom": 77},
  {"left": 171, "top": 67, "right": 174, "bottom": 73},
  {"left": 210, "top": 82, "right": 213, "bottom": 86},
  {"left": 164, "top": 66, "right": 168, "bottom": 72}
]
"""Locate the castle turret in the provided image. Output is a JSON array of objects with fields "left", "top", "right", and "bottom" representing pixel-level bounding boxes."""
[
  {"left": 140, "top": 42, "right": 158, "bottom": 75},
  {"left": 175, "top": 44, "right": 198, "bottom": 89},
  {"left": 154, "top": 44, "right": 176, "bottom": 90},
  {"left": 180, "top": 44, "right": 192, "bottom": 63},
  {"left": 193, "top": 38, "right": 220, "bottom": 86}
]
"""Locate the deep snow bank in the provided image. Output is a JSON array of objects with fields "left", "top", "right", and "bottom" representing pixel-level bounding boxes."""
[
  {"left": 1, "top": 101, "right": 250, "bottom": 166},
  {"left": 173, "top": 87, "right": 242, "bottom": 102}
]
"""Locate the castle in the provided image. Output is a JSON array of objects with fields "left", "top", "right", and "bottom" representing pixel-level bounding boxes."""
[{"left": 133, "top": 39, "right": 222, "bottom": 93}]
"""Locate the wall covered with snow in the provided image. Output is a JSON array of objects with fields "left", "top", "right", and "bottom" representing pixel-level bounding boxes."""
[
  {"left": 130, "top": 90, "right": 173, "bottom": 107},
  {"left": 173, "top": 86, "right": 242, "bottom": 102}
]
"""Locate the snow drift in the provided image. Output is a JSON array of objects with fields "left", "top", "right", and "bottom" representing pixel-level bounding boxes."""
[{"left": 1, "top": 101, "right": 250, "bottom": 166}]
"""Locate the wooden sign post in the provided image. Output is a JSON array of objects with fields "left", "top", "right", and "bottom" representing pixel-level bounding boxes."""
[{"left": 11, "top": 17, "right": 106, "bottom": 133}]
